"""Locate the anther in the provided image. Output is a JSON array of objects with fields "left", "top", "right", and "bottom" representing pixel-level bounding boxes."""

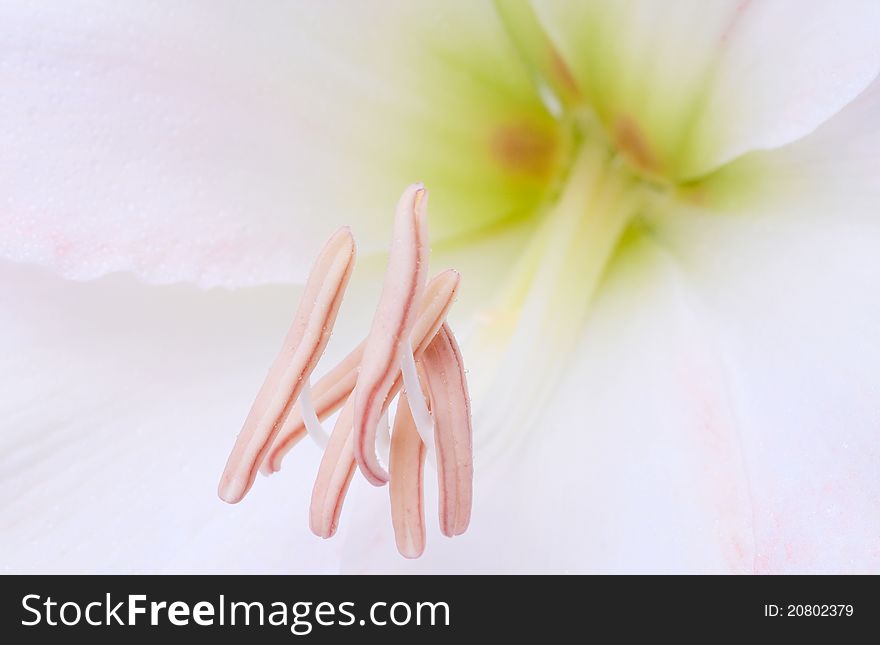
[
  {"left": 420, "top": 323, "right": 473, "bottom": 537},
  {"left": 353, "top": 183, "right": 429, "bottom": 486},
  {"left": 218, "top": 227, "right": 355, "bottom": 504},
  {"left": 219, "top": 185, "right": 473, "bottom": 558},
  {"left": 262, "top": 269, "right": 460, "bottom": 474}
]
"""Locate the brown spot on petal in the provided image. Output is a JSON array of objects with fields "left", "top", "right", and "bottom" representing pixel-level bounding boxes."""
[
  {"left": 548, "top": 49, "right": 581, "bottom": 98},
  {"left": 491, "top": 122, "right": 557, "bottom": 179},
  {"left": 614, "top": 116, "right": 659, "bottom": 174}
]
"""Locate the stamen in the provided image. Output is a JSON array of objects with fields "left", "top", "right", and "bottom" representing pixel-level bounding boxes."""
[
  {"left": 353, "top": 183, "right": 430, "bottom": 486},
  {"left": 299, "top": 378, "right": 329, "bottom": 449},
  {"left": 389, "top": 392, "right": 427, "bottom": 559},
  {"left": 220, "top": 184, "right": 473, "bottom": 558},
  {"left": 309, "top": 396, "right": 356, "bottom": 539},
  {"left": 262, "top": 268, "right": 460, "bottom": 474},
  {"left": 217, "top": 227, "right": 356, "bottom": 504},
  {"left": 307, "top": 279, "right": 459, "bottom": 538},
  {"left": 400, "top": 339, "right": 435, "bottom": 453},
  {"left": 420, "top": 323, "right": 473, "bottom": 537}
]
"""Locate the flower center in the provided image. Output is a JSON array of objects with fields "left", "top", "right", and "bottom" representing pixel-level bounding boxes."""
[
  {"left": 472, "top": 114, "right": 666, "bottom": 450},
  {"left": 468, "top": 4, "right": 682, "bottom": 450}
]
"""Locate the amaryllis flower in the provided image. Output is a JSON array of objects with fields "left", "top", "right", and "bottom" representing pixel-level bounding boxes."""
[{"left": 1, "top": 1, "right": 879, "bottom": 573}]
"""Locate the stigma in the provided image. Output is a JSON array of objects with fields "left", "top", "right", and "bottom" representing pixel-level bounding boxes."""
[{"left": 217, "top": 184, "right": 473, "bottom": 559}]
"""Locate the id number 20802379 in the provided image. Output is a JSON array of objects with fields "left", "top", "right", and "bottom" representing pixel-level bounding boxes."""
[{"left": 764, "top": 604, "right": 853, "bottom": 617}]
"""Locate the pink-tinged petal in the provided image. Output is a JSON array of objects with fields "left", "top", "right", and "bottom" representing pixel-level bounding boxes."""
[
  {"left": 420, "top": 323, "right": 473, "bottom": 537},
  {"left": 0, "top": 2, "right": 560, "bottom": 286},
  {"left": 218, "top": 228, "right": 356, "bottom": 504},
  {"left": 638, "top": 81, "right": 880, "bottom": 573},
  {"left": 264, "top": 268, "right": 460, "bottom": 474},
  {"left": 389, "top": 393, "right": 427, "bottom": 558},
  {"left": 309, "top": 397, "right": 357, "bottom": 539},
  {"left": 353, "top": 185, "right": 430, "bottom": 486}
]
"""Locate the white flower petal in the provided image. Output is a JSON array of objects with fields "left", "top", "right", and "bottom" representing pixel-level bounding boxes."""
[
  {"left": 657, "top": 225, "right": 880, "bottom": 572},
  {"left": 533, "top": 0, "right": 880, "bottom": 178},
  {"left": 686, "top": 74, "right": 880, "bottom": 228},
  {"left": 632, "top": 78, "right": 880, "bottom": 573},
  {"left": 0, "top": 1, "right": 561, "bottom": 286},
  {"left": 0, "top": 261, "right": 347, "bottom": 573}
]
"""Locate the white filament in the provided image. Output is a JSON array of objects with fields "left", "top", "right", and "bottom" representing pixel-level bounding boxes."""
[
  {"left": 400, "top": 339, "right": 435, "bottom": 453},
  {"left": 299, "top": 378, "right": 329, "bottom": 449},
  {"left": 376, "top": 408, "right": 391, "bottom": 469}
]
